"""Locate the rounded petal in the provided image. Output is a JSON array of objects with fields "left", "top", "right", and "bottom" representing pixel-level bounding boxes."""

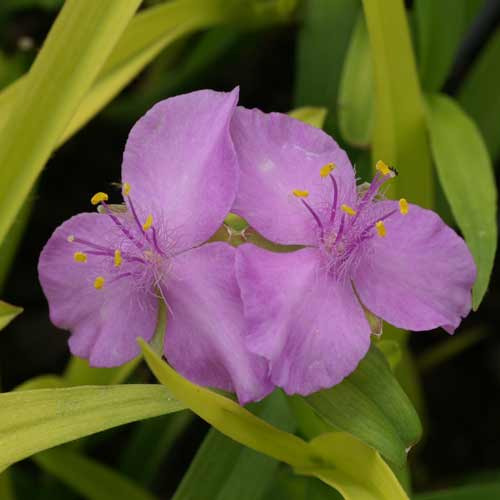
[
  {"left": 162, "top": 242, "right": 273, "bottom": 404},
  {"left": 353, "top": 203, "right": 476, "bottom": 333},
  {"left": 122, "top": 89, "right": 239, "bottom": 252},
  {"left": 38, "top": 213, "right": 158, "bottom": 366},
  {"left": 231, "top": 107, "right": 357, "bottom": 245},
  {"left": 236, "top": 244, "right": 371, "bottom": 395}
]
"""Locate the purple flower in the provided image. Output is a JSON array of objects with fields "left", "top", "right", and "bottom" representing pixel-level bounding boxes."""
[
  {"left": 231, "top": 107, "right": 476, "bottom": 395},
  {"left": 38, "top": 89, "right": 272, "bottom": 404}
]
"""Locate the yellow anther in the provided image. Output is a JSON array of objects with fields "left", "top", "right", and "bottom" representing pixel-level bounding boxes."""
[
  {"left": 91, "top": 192, "right": 109, "bottom": 206},
  {"left": 93, "top": 276, "right": 105, "bottom": 290},
  {"left": 292, "top": 189, "right": 309, "bottom": 198},
  {"left": 142, "top": 214, "right": 153, "bottom": 231},
  {"left": 375, "top": 220, "right": 386, "bottom": 237},
  {"left": 375, "top": 160, "right": 391, "bottom": 176},
  {"left": 399, "top": 198, "right": 409, "bottom": 215},
  {"left": 122, "top": 182, "right": 131, "bottom": 197},
  {"left": 73, "top": 251, "right": 87, "bottom": 263},
  {"left": 114, "top": 249, "right": 122, "bottom": 267},
  {"left": 341, "top": 204, "right": 357, "bottom": 216},
  {"left": 67, "top": 235, "right": 75, "bottom": 243},
  {"left": 320, "top": 162, "right": 336, "bottom": 177}
]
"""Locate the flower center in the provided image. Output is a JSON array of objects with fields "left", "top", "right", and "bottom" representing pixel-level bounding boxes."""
[
  {"left": 67, "top": 183, "right": 168, "bottom": 290},
  {"left": 292, "top": 160, "right": 409, "bottom": 279}
]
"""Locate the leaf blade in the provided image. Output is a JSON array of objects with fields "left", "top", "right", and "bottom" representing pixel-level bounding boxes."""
[
  {"left": 425, "top": 93, "right": 497, "bottom": 308},
  {"left": 0, "top": 384, "right": 185, "bottom": 472}
]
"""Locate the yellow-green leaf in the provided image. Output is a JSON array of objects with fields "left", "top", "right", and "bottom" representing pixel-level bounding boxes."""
[
  {"left": 0, "top": 0, "right": 141, "bottom": 244},
  {"left": 140, "top": 330, "right": 408, "bottom": 499},
  {"left": 0, "top": 300, "right": 22, "bottom": 330},
  {"left": 362, "top": 0, "right": 433, "bottom": 208},
  {"left": 425, "top": 93, "right": 497, "bottom": 308},
  {"left": 0, "top": 384, "right": 185, "bottom": 472},
  {"left": 34, "top": 447, "right": 156, "bottom": 500}
]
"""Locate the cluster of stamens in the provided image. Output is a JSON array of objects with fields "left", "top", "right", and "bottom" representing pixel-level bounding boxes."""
[
  {"left": 292, "top": 160, "right": 408, "bottom": 277},
  {"left": 67, "top": 183, "right": 165, "bottom": 290}
]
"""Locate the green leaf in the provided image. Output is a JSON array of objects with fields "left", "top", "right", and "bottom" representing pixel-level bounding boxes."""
[
  {"left": 415, "top": 482, "right": 500, "bottom": 500},
  {"left": 415, "top": 0, "right": 483, "bottom": 92},
  {"left": 288, "top": 107, "right": 328, "bottom": 129},
  {"left": 64, "top": 355, "right": 140, "bottom": 386},
  {"left": 14, "top": 375, "right": 67, "bottom": 391},
  {"left": 459, "top": 28, "right": 500, "bottom": 161},
  {"left": 338, "top": 12, "right": 374, "bottom": 147},
  {"left": 0, "top": 384, "right": 185, "bottom": 472},
  {"left": 0, "top": 0, "right": 142, "bottom": 245},
  {"left": 120, "top": 411, "right": 193, "bottom": 486},
  {"left": 0, "top": 300, "right": 22, "bottom": 330},
  {"left": 425, "top": 93, "right": 497, "bottom": 308},
  {"left": 173, "top": 391, "right": 294, "bottom": 500},
  {"left": 362, "top": 0, "right": 433, "bottom": 208},
  {"left": 34, "top": 447, "right": 156, "bottom": 500},
  {"left": 140, "top": 325, "right": 408, "bottom": 499},
  {"left": 303, "top": 345, "right": 421, "bottom": 467},
  {"left": 294, "top": 0, "right": 359, "bottom": 136}
]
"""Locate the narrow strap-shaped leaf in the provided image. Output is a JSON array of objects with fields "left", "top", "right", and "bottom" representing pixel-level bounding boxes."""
[
  {"left": 338, "top": 12, "right": 374, "bottom": 147},
  {"left": 34, "top": 447, "right": 156, "bottom": 500},
  {"left": 139, "top": 332, "right": 408, "bottom": 499},
  {"left": 119, "top": 411, "right": 193, "bottom": 486},
  {"left": 173, "top": 391, "right": 294, "bottom": 500},
  {"left": 294, "top": 0, "right": 359, "bottom": 136},
  {"left": 459, "top": 28, "right": 500, "bottom": 161},
  {"left": 0, "top": 0, "right": 142, "bottom": 244},
  {"left": 415, "top": 0, "right": 483, "bottom": 92},
  {"left": 303, "top": 345, "right": 421, "bottom": 467},
  {"left": 0, "top": 384, "right": 185, "bottom": 472},
  {"left": 362, "top": 0, "right": 433, "bottom": 208},
  {"left": 425, "top": 93, "right": 497, "bottom": 308}
]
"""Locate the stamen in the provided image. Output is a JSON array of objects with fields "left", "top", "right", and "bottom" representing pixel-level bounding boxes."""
[
  {"left": 375, "top": 160, "right": 391, "bottom": 177},
  {"left": 399, "top": 198, "right": 409, "bottom": 215},
  {"left": 292, "top": 189, "right": 309, "bottom": 198},
  {"left": 143, "top": 214, "right": 153, "bottom": 231},
  {"left": 100, "top": 202, "right": 144, "bottom": 251},
  {"left": 320, "top": 162, "right": 335, "bottom": 178},
  {"left": 73, "top": 251, "right": 87, "bottom": 263},
  {"left": 375, "top": 221, "right": 386, "bottom": 237},
  {"left": 93, "top": 276, "right": 105, "bottom": 290},
  {"left": 341, "top": 204, "right": 357, "bottom": 216},
  {"left": 328, "top": 174, "right": 339, "bottom": 223},
  {"left": 122, "top": 182, "right": 131, "bottom": 197},
  {"left": 114, "top": 249, "right": 122, "bottom": 267},
  {"left": 91, "top": 192, "right": 109, "bottom": 205}
]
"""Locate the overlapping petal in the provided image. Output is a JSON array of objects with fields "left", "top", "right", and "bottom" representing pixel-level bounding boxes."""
[
  {"left": 162, "top": 242, "right": 273, "bottom": 404},
  {"left": 122, "top": 89, "right": 240, "bottom": 252},
  {"left": 353, "top": 202, "right": 476, "bottom": 333},
  {"left": 231, "top": 107, "right": 357, "bottom": 246},
  {"left": 236, "top": 244, "right": 371, "bottom": 395},
  {"left": 38, "top": 213, "right": 158, "bottom": 366}
]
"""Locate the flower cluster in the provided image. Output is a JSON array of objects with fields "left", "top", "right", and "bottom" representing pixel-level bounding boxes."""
[{"left": 39, "top": 89, "right": 476, "bottom": 404}]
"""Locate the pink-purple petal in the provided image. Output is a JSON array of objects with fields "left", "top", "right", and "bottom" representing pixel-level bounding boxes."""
[
  {"left": 236, "top": 244, "right": 371, "bottom": 395},
  {"left": 231, "top": 107, "right": 357, "bottom": 246},
  {"left": 38, "top": 213, "right": 158, "bottom": 366},
  {"left": 122, "top": 89, "right": 240, "bottom": 252},
  {"left": 162, "top": 242, "right": 273, "bottom": 405},
  {"left": 353, "top": 202, "right": 476, "bottom": 333}
]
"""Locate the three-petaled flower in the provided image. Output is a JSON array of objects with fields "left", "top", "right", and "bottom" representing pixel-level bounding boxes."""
[
  {"left": 38, "top": 89, "right": 272, "bottom": 404},
  {"left": 231, "top": 106, "right": 477, "bottom": 395}
]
